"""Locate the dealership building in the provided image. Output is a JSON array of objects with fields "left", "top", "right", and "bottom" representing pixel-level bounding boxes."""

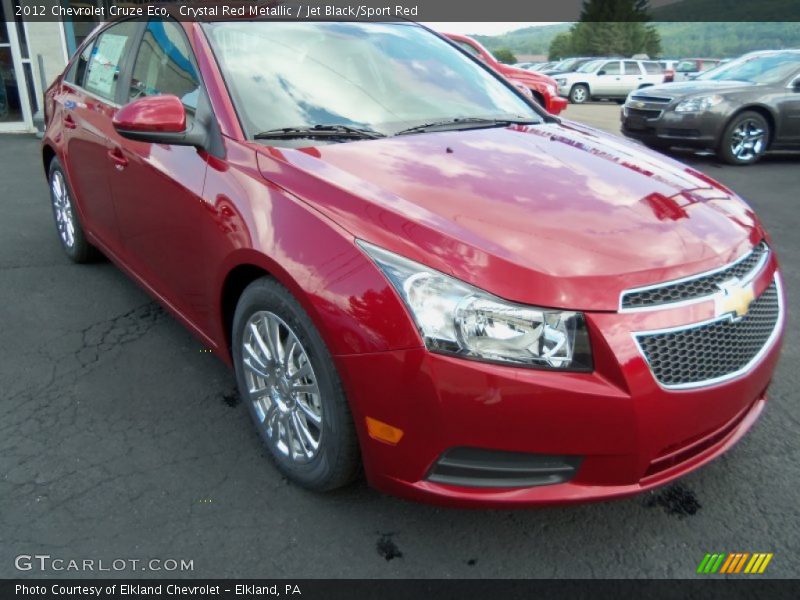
[{"left": 1, "top": 1, "right": 148, "bottom": 132}]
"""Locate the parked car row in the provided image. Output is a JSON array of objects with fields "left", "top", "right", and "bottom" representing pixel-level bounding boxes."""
[{"left": 621, "top": 50, "right": 800, "bottom": 164}]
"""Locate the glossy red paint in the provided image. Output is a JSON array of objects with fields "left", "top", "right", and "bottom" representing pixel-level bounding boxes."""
[
  {"left": 42, "top": 19, "right": 784, "bottom": 507},
  {"left": 112, "top": 95, "right": 187, "bottom": 133},
  {"left": 443, "top": 32, "right": 568, "bottom": 116}
]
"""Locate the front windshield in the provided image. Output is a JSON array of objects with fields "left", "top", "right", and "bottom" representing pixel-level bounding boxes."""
[
  {"left": 577, "top": 60, "right": 602, "bottom": 73},
  {"left": 203, "top": 21, "right": 541, "bottom": 140},
  {"left": 698, "top": 52, "right": 800, "bottom": 84}
]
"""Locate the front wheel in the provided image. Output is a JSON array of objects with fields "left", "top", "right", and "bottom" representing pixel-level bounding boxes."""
[
  {"left": 718, "top": 111, "right": 770, "bottom": 165},
  {"left": 569, "top": 84, "right": 589, "bottom": 104},
  {"left": 232, "top": 277, "right": 360, "bottom": 491},
  {"left": 47, "top": 158, "right": 99, "bottom": 263}
]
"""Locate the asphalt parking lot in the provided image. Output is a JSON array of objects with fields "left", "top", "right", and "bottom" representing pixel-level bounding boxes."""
[{"left": 1, "top": 112, "right": 798, "bottom": 579}]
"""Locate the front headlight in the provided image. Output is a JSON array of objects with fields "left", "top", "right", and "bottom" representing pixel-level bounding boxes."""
[
  {"left": 359, "top": 242, "right": 593, "bottom": 371},
  {"left": 555, "top": 78, "right": 567, "bottom": 87},
  {"left": 673, "top": 94, "right": 724, "bottom": 113},
  {"left": 544, "top": 83, "right": 557, "bottom": 96}
]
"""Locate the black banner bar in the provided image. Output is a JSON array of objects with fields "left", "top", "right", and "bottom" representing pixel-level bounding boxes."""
[{"left": 4, "top": 579, "right": 800, "bottom": 600}]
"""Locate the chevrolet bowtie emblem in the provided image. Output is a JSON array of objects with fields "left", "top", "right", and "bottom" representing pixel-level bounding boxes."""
[
  {"left": 634, "top": 101, "right": 646, "bottom": 108},
  {"left": 715, "top": 279, "right": 755, "bottom": 320}
]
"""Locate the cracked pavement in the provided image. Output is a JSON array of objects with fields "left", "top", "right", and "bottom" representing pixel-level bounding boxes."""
[{"left": 0, "top": 132, "right": 798, "bottom": 579}]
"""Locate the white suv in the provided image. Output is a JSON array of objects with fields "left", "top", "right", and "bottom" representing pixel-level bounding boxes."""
[{"left": 555, "top": 59, "right": 664, "bottom": 103}]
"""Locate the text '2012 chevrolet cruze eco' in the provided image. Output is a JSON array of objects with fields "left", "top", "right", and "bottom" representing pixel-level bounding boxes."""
[{"left": 42, "top": 18, "right": 785, "bottom": 507}]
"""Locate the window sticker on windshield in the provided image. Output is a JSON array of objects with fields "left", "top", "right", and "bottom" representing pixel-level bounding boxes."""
[{"left": 86, "top": 33, "right": 127, "bottom": 97}]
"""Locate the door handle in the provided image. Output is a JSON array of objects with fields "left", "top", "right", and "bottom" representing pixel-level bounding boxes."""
[
  {"left": 63, "top": 114, "right": 77, "bottom": 129},
  {"left": 107, "top": 147, "right": 129, "bottom": 170}
]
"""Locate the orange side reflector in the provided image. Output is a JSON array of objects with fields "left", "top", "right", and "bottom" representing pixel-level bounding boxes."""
[{"left": 366, "top": 417, "right": 404, "bottom": 445}]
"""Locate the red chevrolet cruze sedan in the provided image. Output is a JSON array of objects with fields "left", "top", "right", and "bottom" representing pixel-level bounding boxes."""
[{"left": 42, "top": 18, "right": 784, "bottom": 507}]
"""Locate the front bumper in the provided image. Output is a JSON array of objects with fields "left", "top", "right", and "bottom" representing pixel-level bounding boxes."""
[
  {"left": 547, "top": 95, "right": 568, "bottom": 116},
  {"left": 620, "top": 103, "right": 728, "bottom": 148},
  {"left": 335, "top": 261, "right": 783, "bottom": 508}
]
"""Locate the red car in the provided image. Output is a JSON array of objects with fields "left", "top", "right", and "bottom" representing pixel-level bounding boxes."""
[
  {"left": 43, "top": 18, "right": 784, "bottom": 507},
  {"left": 444, "top": 33, "right": 568, "bottom": 116}
]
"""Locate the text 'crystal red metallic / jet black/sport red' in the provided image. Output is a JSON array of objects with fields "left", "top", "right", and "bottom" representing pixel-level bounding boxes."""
[{"left": 41, "top": 16, "right": 785, "bottom": 507}]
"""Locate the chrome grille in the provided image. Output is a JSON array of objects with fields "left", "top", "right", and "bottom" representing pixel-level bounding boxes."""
[
  {"left": 635, "top": 280, "right": 781, "bottom": 389},
  {"left": 621, "top": 242, "right": 769, "bottom": 310},
  {"left": 628, "top": 94, "right": 672, "bottom": 104}
]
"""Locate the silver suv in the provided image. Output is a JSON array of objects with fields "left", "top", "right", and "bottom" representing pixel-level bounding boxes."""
[{"left": 555, "top": 59, "right": 665, "bottom": 103}]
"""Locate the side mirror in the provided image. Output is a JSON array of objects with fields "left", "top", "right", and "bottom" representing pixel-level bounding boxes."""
[
  {"left": 597, "top": 70, "right": 606, "bottom": 76},
  {"left": 113, "top": 95, "right": 207, "bottom": 149}
]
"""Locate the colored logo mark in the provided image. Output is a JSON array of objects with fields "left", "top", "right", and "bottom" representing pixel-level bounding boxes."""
[{"left": 697, "top": 553, "right": 773, "bottom": 574}]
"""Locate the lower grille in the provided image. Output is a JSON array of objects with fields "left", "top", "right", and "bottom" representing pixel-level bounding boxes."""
[
  {"left": 635, "top": 279, "right": 782, "bottom": 389},
  {"left": 427, "top": 447, "right": 581, "bottom": 488},
  {"left": 626, "top": 107, "right": 662, "bottom": 119}
]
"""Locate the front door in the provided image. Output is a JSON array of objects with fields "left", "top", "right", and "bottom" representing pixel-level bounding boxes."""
[
  {"left": 60, "top": 20, "right": 140, "bottom": 251},
  {"left": 107, "top": 19, "right": 211, "bottom": 327},
  {"left": 775, "top": 72, "right": 800, "bottom": 145},
  {"left": 593, "top": 60, "right": 622, "bottom": 96}
]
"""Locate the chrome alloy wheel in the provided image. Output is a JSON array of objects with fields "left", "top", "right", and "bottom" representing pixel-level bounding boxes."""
[
  {"left": 730, "top": 119, "right": 766, "bottom": 162},
  {"left": 241, "top": 311, "right": 323, "bottom": 463},
  {"left": 51, "top": 170, "right": 76, "bottom": 248}
]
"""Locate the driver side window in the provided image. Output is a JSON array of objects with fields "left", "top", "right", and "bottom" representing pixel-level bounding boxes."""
[
  {"left": 600, "top": 61, "right": 621, "bottom": 75},
  {"left": 129, "top": 20, "right": 200, "bottom": 110}
]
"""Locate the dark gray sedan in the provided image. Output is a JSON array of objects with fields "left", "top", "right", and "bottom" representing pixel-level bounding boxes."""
[{"left": 620, "top": 50, "right": 800, "bottom": 164}]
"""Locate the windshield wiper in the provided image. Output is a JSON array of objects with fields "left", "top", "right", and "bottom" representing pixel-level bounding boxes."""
[
  {"left": 253, "top": 124, "right": 386, "bottom": 140},
  {"left": 394, "top": 117, "right": 540, "bottom": 136}
]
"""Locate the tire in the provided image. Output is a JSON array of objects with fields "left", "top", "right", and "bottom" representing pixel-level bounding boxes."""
[
  {"left": 47, "top": 158, "right": 99, "bottom": 263},
  {"left": 718, "top": 111, "right": 770, "bottom": 165},
  {"left": 232, "top": 277, "right": 360, "bottom": 491},
  {"left": 569, "top": 84, "right": 589, "bottom": 104}
]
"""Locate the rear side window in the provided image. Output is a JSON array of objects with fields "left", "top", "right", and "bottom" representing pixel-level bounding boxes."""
[
  {"left": 84, "top": 21, "right": 139, "bottom": 102},
  {"left": 643, "top": 62, "right": 663, "bottom": 74},
  {"left": 600, "top": 61, "right": 621, "bottom": 75},
  {"left": 623, "top": 61, "right": 642, "bottom": 75},
  {"left": 129, "top": 20, "right": 200, "bottom": 110},
  {"left": 64, "top": 40, "right": 94, "bottom": 86}
]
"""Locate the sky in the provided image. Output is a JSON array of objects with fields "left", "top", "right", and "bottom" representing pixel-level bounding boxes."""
[{"left": 422, "top": 22, "right": 562, "bottom": 36}]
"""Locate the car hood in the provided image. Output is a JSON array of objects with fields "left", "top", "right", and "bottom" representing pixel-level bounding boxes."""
[
  {"left": 500, "top": 66, "right": 557, "bottom": 87},
  {"left": 643, "top": 79, "right": 760, "bottom": 97},
  {"left": 254, "top": 122, "right": 763, "bottom": 311}
]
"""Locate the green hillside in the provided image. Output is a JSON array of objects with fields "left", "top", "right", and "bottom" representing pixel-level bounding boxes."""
[
  {"left": 477, "top": 22, "right": 800, "bottom": 59},
  {"left": 472, "top": 24, "right": 571, "bottom": 56}
]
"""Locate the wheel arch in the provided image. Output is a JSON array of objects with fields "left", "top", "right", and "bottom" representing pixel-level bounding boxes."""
[
  {"left": 220, "top": 261, "right": 273, "bottom": 360},
  {"left": 725, "top": 105, "right": 777, "bottom": 149},
  {"left": 215, "top": 240, "right": 421, "bottom": 364},
  {"left": 42, "top": 143, "right": 57, "bottom": 176}
]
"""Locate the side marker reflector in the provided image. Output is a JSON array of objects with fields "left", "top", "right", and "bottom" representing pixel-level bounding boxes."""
[{"left": 366, "top": 417, "right": 404, "bottom": 445}]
